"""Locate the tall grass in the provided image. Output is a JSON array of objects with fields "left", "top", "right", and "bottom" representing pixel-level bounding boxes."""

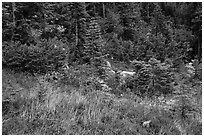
[{"left": 2, "top": 68, "right": 202, "bottom": 135}]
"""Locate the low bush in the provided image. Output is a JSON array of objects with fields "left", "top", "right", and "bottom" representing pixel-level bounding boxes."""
[
  {"left": 121, "top": 58, "right": 175, "bottom": 97},
  {"left": 2, "top": 38, "right": 69, "bottom": 74}
]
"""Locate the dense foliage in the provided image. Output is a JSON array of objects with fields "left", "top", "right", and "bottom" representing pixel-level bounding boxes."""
[
  {"left": 123, "top": 58, "right": 175, "bottom": 97},
  {"left": 2, "top": 2, "right": 202, "bottom": 69},
  {"left": 2, "top": 2, "right": 202, "bottom": 135},
  {"left": 3, "top": 38, "right": 69, "bottom": 73}
]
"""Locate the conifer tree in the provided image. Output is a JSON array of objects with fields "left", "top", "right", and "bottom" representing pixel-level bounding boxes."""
[{"left": 83, "top": 16, "right": 105, "bottom": 61}]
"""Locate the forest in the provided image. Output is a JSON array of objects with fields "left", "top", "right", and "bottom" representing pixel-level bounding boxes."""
[{"left": 2, "top": 2, "right": 202, "bottom": 135}]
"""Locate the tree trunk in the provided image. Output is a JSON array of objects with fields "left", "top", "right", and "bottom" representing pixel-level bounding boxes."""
[
  {"left": 76, "top": 21, "right": 78, "bottom": 46},
  {"left": 147, "top": 3, "right": 150, "bottom": 23},
  {"left": 198, "top": 39, "right": 201, "bottom": 62},
  {"left": 93, "top": 4, "right": 96, "bottom": 14},
  {"left": 11, "top": 2, "right": 16, "bottom": 41},
  {"left": 102, "top": 3, "right": 106, "bottom": 18}
]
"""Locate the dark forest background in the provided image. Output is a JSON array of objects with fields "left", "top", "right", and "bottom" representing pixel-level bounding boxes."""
[{"left": 2, "top": 2, "right": 202, "bottom": 72}]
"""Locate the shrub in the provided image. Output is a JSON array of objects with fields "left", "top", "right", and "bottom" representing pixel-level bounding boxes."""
[
  {"left": 2, "top": 38, "right": 69, "bottom": 74},
  {"left": 59, "top": 64, "right": 99, "bottom": 88},
  {"left": 123, "top": 58, "right": 175, "bottom": 97}
]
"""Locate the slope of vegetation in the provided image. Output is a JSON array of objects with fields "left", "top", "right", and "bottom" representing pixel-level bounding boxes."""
[
  {"left": 2, "top": 2, "right": 202, "bottom": 135},
  {"left": 2, "top": 64, "right": 202, "bottom": 135}
]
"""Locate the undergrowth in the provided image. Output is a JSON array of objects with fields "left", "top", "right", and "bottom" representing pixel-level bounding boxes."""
[{"left": 2, "top": 66, "right": 202, "bottom": 135}]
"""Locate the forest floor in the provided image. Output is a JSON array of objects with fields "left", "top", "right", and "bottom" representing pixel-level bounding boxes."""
[{"left": 2, "top": 62, "right": 202, "bottom": 135}]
